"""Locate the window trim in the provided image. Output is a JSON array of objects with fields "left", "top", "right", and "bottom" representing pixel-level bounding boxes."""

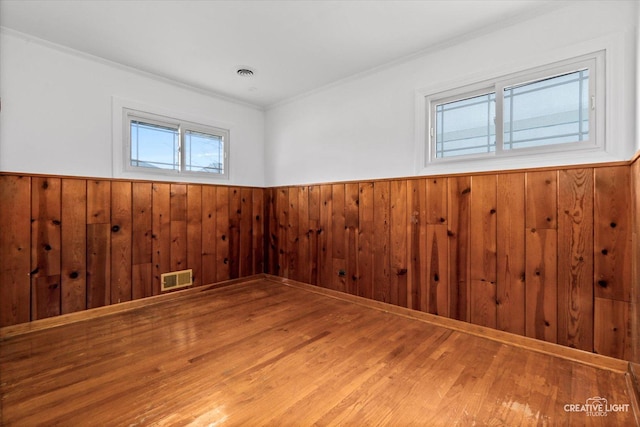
[
  {"left": 419, "top": 50, "right": 605, "bottom": 168},
  {"left": 122, "top": 108, "right": 230, "bottom": 179}
]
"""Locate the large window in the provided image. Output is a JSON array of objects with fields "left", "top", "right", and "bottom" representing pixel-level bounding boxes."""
[
  {"left": 425, "top": 52, "right": 603, "bottom": 164},
  {"left": 124, "top": 109, "right": 228, "bottom": 178}
]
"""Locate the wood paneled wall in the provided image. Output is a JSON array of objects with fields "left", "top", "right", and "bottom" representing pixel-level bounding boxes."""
[
  {"left": 0, "top": 174, "right": 264, "bottom": 327},
  {"left": 266, "top": 165, "right": 634, "bottom": 361},
  {"left": 631, "top": 156, "right": 640, "bottom": 364}
]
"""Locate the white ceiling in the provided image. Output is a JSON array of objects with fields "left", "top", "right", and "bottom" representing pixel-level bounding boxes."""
[{"left": 0, "top": 0, "right": 562, "bottom": 108}]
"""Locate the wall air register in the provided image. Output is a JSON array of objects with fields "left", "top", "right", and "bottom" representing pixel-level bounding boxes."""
[{"left": 161, "top": 269, "right": 193, "bottom": 292}]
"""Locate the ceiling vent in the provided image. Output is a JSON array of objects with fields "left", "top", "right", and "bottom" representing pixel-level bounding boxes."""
[{"left": 236, "top": 68, "right": 254, "bottom": 77}]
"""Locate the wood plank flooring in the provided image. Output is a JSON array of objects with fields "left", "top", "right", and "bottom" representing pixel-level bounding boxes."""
[{"left": 0, "top": 277, "right": 637, "bottom": 426}]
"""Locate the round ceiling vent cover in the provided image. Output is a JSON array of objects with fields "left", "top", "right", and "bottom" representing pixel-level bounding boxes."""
[{"left": 237, "top": 68, "right": 254, "bottom": 77}]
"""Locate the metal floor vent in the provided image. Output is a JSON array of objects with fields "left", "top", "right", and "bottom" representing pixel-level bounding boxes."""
[{"left": 161, "top": 269, "right": 193, "bottom": 292}]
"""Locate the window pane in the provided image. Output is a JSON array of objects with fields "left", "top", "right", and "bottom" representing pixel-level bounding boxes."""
[
  {"left": 184, "top": 130, "right": 224, "bottom": 174},
  {"left": 435, "top": 93, "right": 495, "bottom": 158},
  {"left": 130, "top": 120, "right": 178, "bottom": 170},
  {"left": 504, "top": 69, "right": 589, "bottom": 150}
]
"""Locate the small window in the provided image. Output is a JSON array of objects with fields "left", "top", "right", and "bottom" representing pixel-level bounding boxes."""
[
  {"left": 124, "top": 109, "right": 229, "bottom": 178},
  {"left": 426, "top": 52, "right": 603, "bottom": 164}
]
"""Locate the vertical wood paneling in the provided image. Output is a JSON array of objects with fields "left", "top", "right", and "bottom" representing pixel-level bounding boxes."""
[
  {"left": 390, "top": 180, "right": 407, "bottom": 307},
  {"left": 201, "top": 186, "right": 217, "bottom": 285},
  {"left": 448, "top": 176, "right": 471, "bottom": 321},
  {"left": 239, "top": 187, "right": 253, "bottom": 278},
  {"left": 152, "top": 183, "right": 171, "bottom": 296},
  {"left": 31, "top": 177, "right": 62, "bottom": 279},
  {"left": 87, "top": 180, "right": 110, "bottom": 224},
  {"left": 132, "top": 183, "right": 153, "bottom": 265},
  {"left": 275, "top": 188, "right": 288, "bottom": 278},
  {"left": 558, "top": 169, "right": 593, "bottom": 351},
  {"left": 469, "top": 175, "right": 496, "bottom": 328},
  {"left": 408, "top": 179, "right": 427, "bottom": 312},
  {"left": 32, "top": 275, "right": 61, "bottom": 320},
  {"left": 308, "top": 186, "right": 320, "bottom": 285},
  {"left": 594, "top": 297, "right": 631, "bottom": 360},
  {"left": 373, "top": 181, "right": 390, "bottom": 303},
  {"left": 426, "top": 178, "right": 447, "bottom": 225},
  {"left": 110, "top": 181, "right": 132, "bottom": 304},
  {"left": 297, "top": 187, "right": 310, "bottom": 284},
  {"left": 358, "top": 182, "right": 374, "bottom": 299},
  {"left": 526, "top": 228, "right": 558, "bottom": 343},
  {"left": 319, "top": 185, "right": 333, "bottom": 288},
  {"left": 132, "top": 183, "right": 152, "bottom": 298},
  {"left": 496, "top": 173, "right": 525, "bottom": 335},
  {"left": 426, "top": 224, "right": 448, "bottom": 316},
  {"left": 132, "top": 263, "right": 152, "bottom": 300},
  {"left": 61, "top": 179, "right": 87, "bottom": 314},
  {"left": 266, "top": 188, "right": 277, "bottom": 275},
  {"left": 170, "top": 184, "right": 188, "bottom": 273},
  {"left": 2, "top": 174, "right": 267, "bottom": 327},
  {"left": 345, "top": 183, "right": 359, "bottom": 296},
  {"left": 526, "top": 170, "right": 558, "bottom": 229},
  {"left": 216, "top": 187, "right": 230, "bottom": 282},
  {"left": 87, "top": 224, "right": 110, "bottom": 308},
  {"left": 228, "top": 188, "right": 242, "bottom": 279},
  {"left": 252, "top": 188, "right": 265, "bottom": 275},
  {"left": 594, "top": 166, "right": 631, "bottom": 302},
  {"left": 331, "top": 184, "right": 346, "bottom": 293},
  {"left": 0, "top": 176, "right": 31, "bottom": 326},
  {"left": 31, "top": 177, "right": 62, "bottom": 320},
  {"left": 288, "top": 187, "right": 300, "bottom": 281},
  {"left": 187, "top": 185, "right": 203, "bottom": 286}
]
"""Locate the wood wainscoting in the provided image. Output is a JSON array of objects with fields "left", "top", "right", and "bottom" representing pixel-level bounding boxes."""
[
  {"left": 266, "top": 163, "right": 634, "bottom": 361},
  {"left": 0, "top": 276, "right": 636, "bottom": 425},
  {"left": 0, "top": 173, "right": 265, "bottom": 327}
]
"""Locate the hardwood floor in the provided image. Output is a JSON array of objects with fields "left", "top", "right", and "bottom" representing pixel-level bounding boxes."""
[{"left": 1, "top": 277, "right": 637, "bottom": 426}]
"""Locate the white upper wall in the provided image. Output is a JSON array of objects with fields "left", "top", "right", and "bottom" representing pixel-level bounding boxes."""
[
  {"left": 0, "top": 30, "right": 265, "bottom": 187},
  {"left": 265, "top": 1, "right": 638, "bottom": 186}
]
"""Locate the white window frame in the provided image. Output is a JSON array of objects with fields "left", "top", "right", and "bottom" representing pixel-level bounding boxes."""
[
  {"left": 123, "top": 108, "right": 229, "bottom": 179},
  {"left": 419, "top": 50, "right": 606, "bottom": 168}
]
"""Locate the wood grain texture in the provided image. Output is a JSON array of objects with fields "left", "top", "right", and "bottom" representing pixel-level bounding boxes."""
[
  {"left": 0, "top": 176, "right": 31, "bottom": 326},
  {"left": 558, "top": 169, "right": 594, "bottom": 352},
  {"left": 170, "top": 184, "right": 188, "bottom": 273},
  {"left": 287, "top": 187, "right": 300, "bottom": 281},
  {"left": 227, "top": 187, "right": 241, "bottom": 279},
  {"left": 132, "top": 183, "right": 152, "bottom": 299},
  {"left": 308, "top": 186, "right": 320, "bottom": 286},
  {"left": 87, "top": 224, "right": 110, "bottom": 308},
  {"left": 31, "top": 275, "right": 61, "bottom": 320},
  {"left": 3, "top": 278, "right": 633, "bottom": 426},
  {"left": 239, "top": 187, "right": 253, "bottom": 278},
  {"left": 594, "top": 297, "right": 631, "bottom": 360},
  {"left": 631, "top": 158, "right": 640, "bottom": 364},
  {"left": 331, "top": 184, "right": 348, "bottom": 293},
  {"left": 216, "top": 187, "right": 230, "bottom": 282},
  {"left": 408, "top": 179, "right": 427, "bottom": 312},
  {"left": 390, "top": 180, "right": 407, "bottom": 308},
  {"left": 526, "top": 228, "right": 558, "bottom": 343},
  {"left": 426, "top": 177, "right": 447, "bottom": 225},
  {"left": 447, "top": 176, "right": 471, "bottom": 322},
  {"left": 496, "top": 173, "right": 525, "bottom": 335},
  {"left": 252, "top": 188, "right": 265, "bottom": 275},
  {"left": 594, "top": 166, "right": 632, "bottom": 302},
  {"left": 318, "top": 185, "right": 332, "bottom": 288},
  {"left": 110, "top": 181, "right": 132, "bottom": 304},
  {"left": 31, "top": 177, "right": 62, "bottom": 279},
  {"left": 426, "top": 224, "right": 448, "bottom": 316},
  {"left": 357, "top": 183, "right": 374, "bottom": 299},
  {"left": 296, "top": 187, "right": 310, "bottom": 284},
  {"left": 526, "top": 170, "right": 558, "bottom": 229},
  {"left": 152, "top": 183, "right": 171, "bottom": 295},
  {"left": 345, "top": 183, "right": 359, "bottom": 296},
  {"left": 61, "top": 179, "right": 87, "bottom": 314},
  {"left": 201, "top": 186, "right": 217, "bottom": 285},
  {"left": 87, "top": 180, "right": 110, "bottom": 224},
  {"left": 373, "top": 181, "right": 390, "bottom": 303},
  {"left": 187, "top": 185, "right": 203, "bottom": 286}
]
